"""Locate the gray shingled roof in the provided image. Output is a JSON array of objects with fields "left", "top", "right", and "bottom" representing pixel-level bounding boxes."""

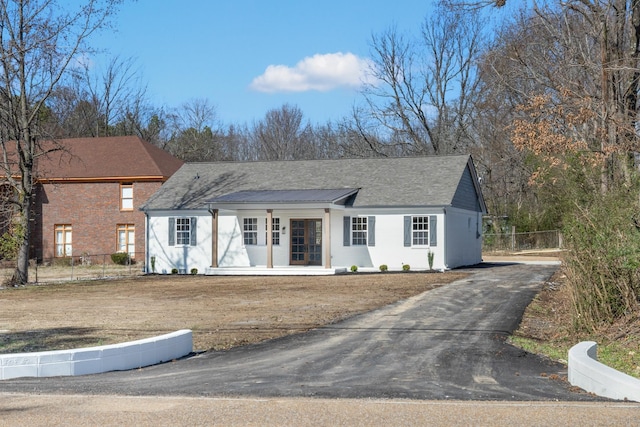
[{"left": 140, "top": 155, "right": 484, "bottom": 211}]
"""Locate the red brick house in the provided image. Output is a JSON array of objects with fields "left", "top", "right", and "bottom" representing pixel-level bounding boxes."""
[{"left": 31, "top": 136, "right": 183, "bottom": 262}]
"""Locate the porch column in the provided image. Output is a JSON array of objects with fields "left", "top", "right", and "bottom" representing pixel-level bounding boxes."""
[
  {"left": 266, "top": 209, "right": 273, "bottom": 268},
  {"left": 324, "top": 208, "right": 331, "bottom": 268},
  {"left": 210, "top": 209, "right": 218, "bottom": 268}
]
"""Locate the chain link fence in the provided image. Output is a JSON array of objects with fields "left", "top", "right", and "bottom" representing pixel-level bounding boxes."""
[
  {"left": 483, "top": 229, "right": 562, "bottom": 253},
  {"left": 1, "top": 252, "right": 146, "bottom": 284}
]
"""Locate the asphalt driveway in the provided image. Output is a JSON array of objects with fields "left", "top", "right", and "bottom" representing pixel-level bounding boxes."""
[{"left": 1, "top": 262, "right": 603, "bottom": 401}]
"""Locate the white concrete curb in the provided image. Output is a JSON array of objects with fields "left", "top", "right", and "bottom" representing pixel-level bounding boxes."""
[
  {"left": 0, "top": 329, "right": 192, "bottom": 380},
  {"left": 568, "top": 341, "right": 640, "bottom": 402}
]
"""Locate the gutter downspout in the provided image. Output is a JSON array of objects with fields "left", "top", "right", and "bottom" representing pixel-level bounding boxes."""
[
  {"left": 442, "top": 207, "right": 448, "bottom": 270},
  {"left": 144, "top": 211, "right": 150, "bottom": 274}
]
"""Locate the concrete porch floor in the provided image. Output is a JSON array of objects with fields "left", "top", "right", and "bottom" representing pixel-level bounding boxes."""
[{"left": 205, "top": 266, "right": 348, "bottom": 276}]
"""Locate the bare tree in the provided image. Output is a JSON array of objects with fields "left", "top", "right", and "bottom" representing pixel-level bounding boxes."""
[
  {"left": 360, "top": 1, "right": 485, "bottom": 155},
  {"left": 444, "top": 0, "right": 508, "bottom": 7},
  {"left": 218, "top": 123, "right": 255, "bottom": 161},
  {"left": 252, "top": 104, "right": 313, "bottom": 160},
  {"left": 164, "top": 98, "right": 224, "bottom": 162},
  {"left": 467, "top": 0, "right": 640, "bottom": 233},
  {"left": 83, "top": 55, "right": 147, "bottom": 136},
  {"left": 46, "top": 55, "right": 149, "bottom": 138},
  {"left": 46, "top": 85, "right": 102, "bottom": 137},
  {"left": 465, "top": 0, "right": 640, "bottom": 165},
  {"left": 341, "top": 108, "right": 399, "bottom": 157},
  {"left": 472, "top": 9, "right": 554, "bottom": 227},
  {"left": 0, "top": 0, "right": 121, "bottom": 286},
  {"left": 135, "top": 110, "right": 171, "bottom": 148}
]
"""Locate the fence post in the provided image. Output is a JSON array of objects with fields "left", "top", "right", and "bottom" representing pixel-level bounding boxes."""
[{"left": 511, "top": 226, "right": 516, "bottom": 252}]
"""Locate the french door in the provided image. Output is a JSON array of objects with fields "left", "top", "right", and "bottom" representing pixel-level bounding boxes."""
[{"left": 290, "top": 219, "right": 322, "bottom": 265}]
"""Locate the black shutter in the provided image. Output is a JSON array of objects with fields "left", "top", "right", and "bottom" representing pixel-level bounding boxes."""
[
  {"left": 168, "top": 217, "right": 175, "bottom": 246},
  {"left": 368, "top": 216, "right": 375, "bottom": 246},
  {"left": 430, "top": 215, "right": 437, "bottom": 246},
  {"left": 343, "top": 216, "right": 351, "bottom": 246},
  {"left": 190, "top": 217, "right": 197, "bottom": 246},
  {"left": 403, "top": 216, "right": 411, "bottom": 247}
]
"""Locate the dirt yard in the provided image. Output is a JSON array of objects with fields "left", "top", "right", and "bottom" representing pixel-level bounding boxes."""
[{"left": 0, "top": 272, "right": 467, "bottom": 354}]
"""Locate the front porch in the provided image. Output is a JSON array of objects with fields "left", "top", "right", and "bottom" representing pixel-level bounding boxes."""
[{"left": 205, "top": 265, "right": 348, "bottom": 276}]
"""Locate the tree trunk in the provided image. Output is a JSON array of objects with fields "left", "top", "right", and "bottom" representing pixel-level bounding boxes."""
[{"left": 11, "top": 198, "right": 31, "bottom": 286}]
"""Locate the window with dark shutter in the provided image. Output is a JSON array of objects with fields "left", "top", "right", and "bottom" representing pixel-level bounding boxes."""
[
  {"left": 176, "top": 218, "right": 191, "bottom": 245},
  {"left": 168, "top": 218, "right": 175, "bottom": 246},
  {"left": 343, "top": 216, "right": 351, "bottom": 246},
  {"left": 429, "top": 215, "right": 437, "bottom": 246},
  {"left": 404, "top": 215, "right": 438, "bottom": 247},
  {"left": 403, "top": 216, "right": 411, "bottom": 247},
  {"left": 351, "top": 217, "right": 367, "bottom": 245},
  {"left": 368, "top": 216, "right": 375, "bottom": 246},
  {"left": 190, "top": 217, "right": 197, "bottom": 246}
]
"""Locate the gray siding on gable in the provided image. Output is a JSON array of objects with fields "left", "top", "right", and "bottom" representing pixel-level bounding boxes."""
[{"left": 451, "top": 166, "right": 481, "bottom": 212}]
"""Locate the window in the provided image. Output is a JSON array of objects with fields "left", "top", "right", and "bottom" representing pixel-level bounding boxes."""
[
  {"left": 117, "top": 224, "right": 135, "bottom": 257},
  {"left": 120, "top": 183, "right": 133, "bottom": 211},
  {"left": 404, "top": 215, "right": 437, "bottom": 247},
  {"left": 243, "top": 218, "right": 258, "bottom": 245},
  {"left": 168, "top": 217, "right": 197, "bottom": 246},
  {"left": 265, "top": 217, "right": 280, "bottom": 245},
  {"left": 351, "top": 217, "right": 367, "bottom": 246},
  {"left": 54, "top": 224, "right": 72, "bottom": 257},
  {"left": 176, "top": 218, "right": 191, "bottom": 245},
  {"left": 412, "top": 216, "right": 429, "bottom": 246},
  {"left": 344, "top": 216, "right": 375, "bottom": 247}
]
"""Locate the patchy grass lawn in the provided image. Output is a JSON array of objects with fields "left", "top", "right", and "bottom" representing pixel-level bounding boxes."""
[
  {"left": 0, "top": 272, "right": 467, "bottom": 354},
  {"left": 512, "top": 269, "right": 640, "bottom": 379}
]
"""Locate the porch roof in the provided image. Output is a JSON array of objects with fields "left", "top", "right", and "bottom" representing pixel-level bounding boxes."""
[{"left": 207, "top": 188, "right": 359, "bottom": 205}]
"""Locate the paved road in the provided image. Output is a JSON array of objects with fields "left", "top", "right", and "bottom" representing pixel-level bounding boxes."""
[
  {"left": 2, "top": 394, "right": 638, "bottom": 426},
  {"left": 1, "top": 263, "right": 602, "bottom": 401}
]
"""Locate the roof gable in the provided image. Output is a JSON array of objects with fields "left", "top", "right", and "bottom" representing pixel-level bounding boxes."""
[
  {"left": 35, "top": 136, "right": 183, "bottom": 181},
  {"left": 142, "top": 155, "right": 486, "bottom": 213},
  {"left": 451, "top": 162, "right": 486, "bottom": 212}
]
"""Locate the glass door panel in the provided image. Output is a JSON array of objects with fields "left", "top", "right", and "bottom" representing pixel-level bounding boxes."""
[
  {"left": 290, "top": 219, "right": 322, "bottom": 265},
  {"left": 290, "top": 220, "right": 306, "bottom": 265}
]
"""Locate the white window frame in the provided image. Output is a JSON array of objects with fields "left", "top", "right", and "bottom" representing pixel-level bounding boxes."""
[
  {"left": 244, "top": 218, "right": 258, "bottom": 245},
  {"left": 176, "top": 218, "right": 191, "bottom": 246},
  {"left": 120, "top": 183, "right": 133, "bottom": 211},
  {"left": 265, "top": 217, "right": 280, "bottom": 245},
  {"left": 412, "top": 216, "right": 429, "bottom": 246},
  {"left": 351, "top": 217, "right": 367, "bottom": 246}
]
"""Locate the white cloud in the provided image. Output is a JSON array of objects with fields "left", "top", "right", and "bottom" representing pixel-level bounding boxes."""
[{"left": 250, "top": 52, "right": 375, "bottom": 93}]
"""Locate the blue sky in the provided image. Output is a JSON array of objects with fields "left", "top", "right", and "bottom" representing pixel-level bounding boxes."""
[{"left": 91, "top": 0, "right": 436, "bottom": 126}]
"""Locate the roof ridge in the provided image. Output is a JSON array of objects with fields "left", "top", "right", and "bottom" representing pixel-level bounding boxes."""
[{"left": 179, "top": 154, "right": 471, "bottom": 167}]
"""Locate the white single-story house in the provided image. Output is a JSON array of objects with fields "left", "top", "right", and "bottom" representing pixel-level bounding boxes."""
[{"left": 140, "top": 155, "right": 487, "bottom": 274}]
